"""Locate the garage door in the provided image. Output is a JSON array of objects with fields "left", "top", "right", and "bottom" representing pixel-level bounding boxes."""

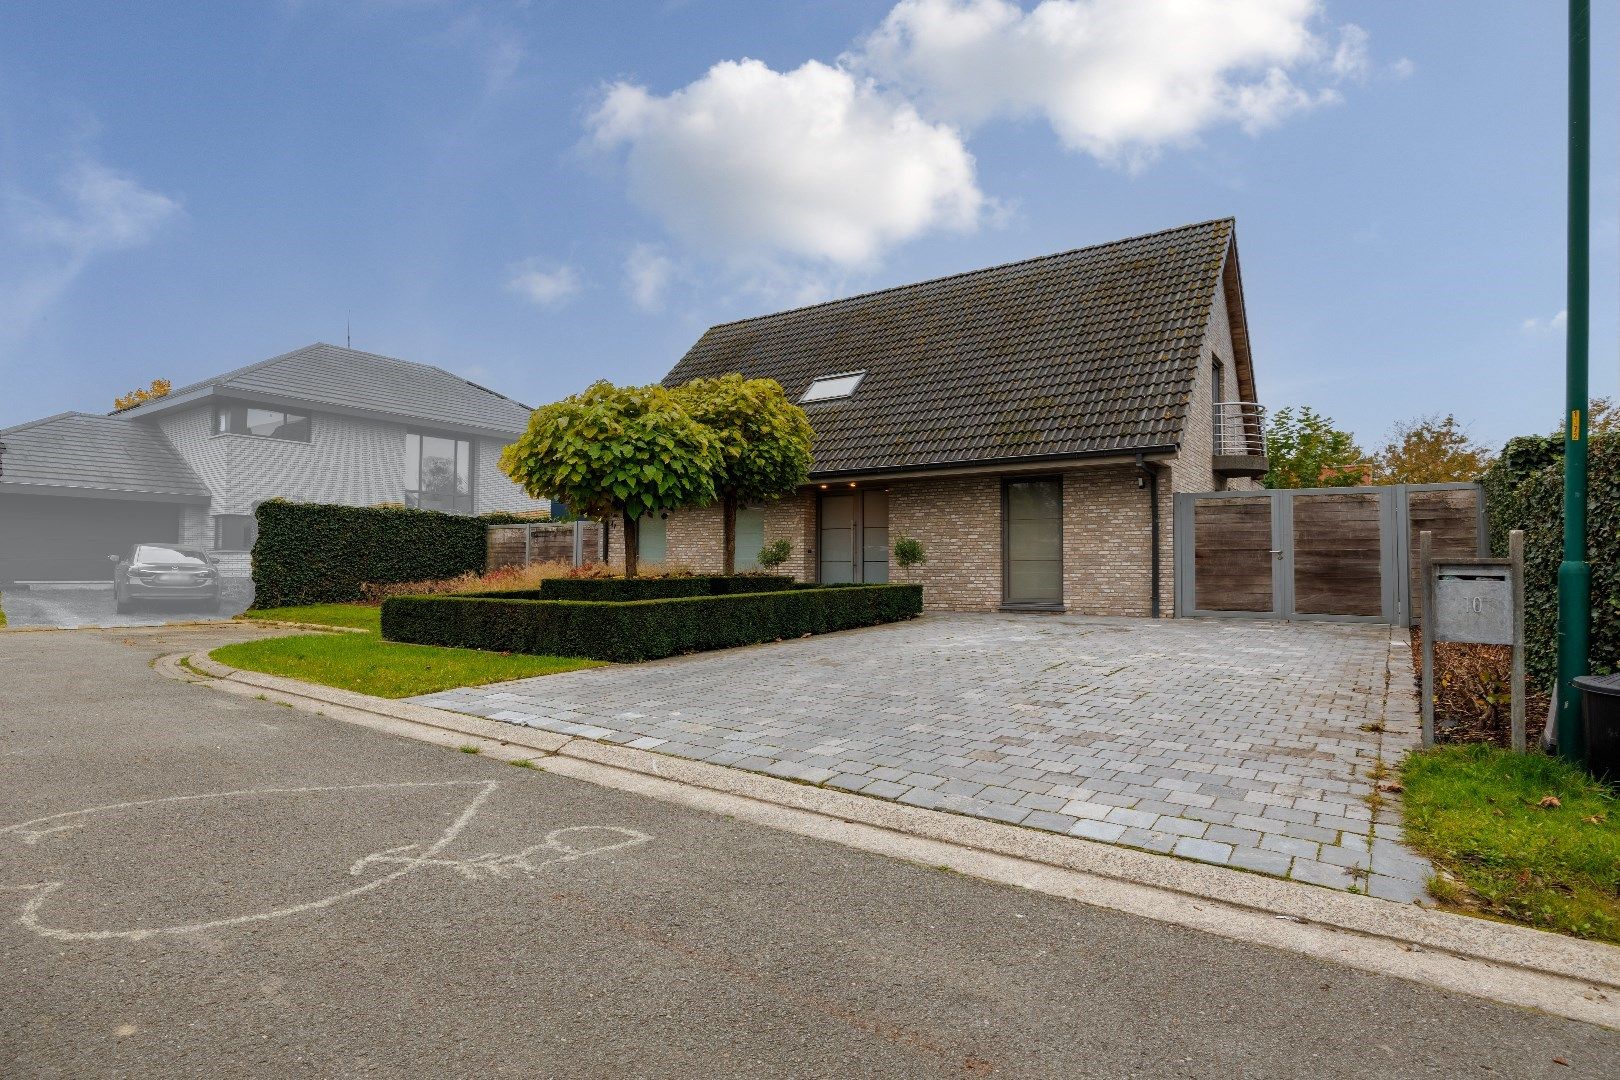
[{"left": 0, "top": 493, "right": 183, "bottom": 582}]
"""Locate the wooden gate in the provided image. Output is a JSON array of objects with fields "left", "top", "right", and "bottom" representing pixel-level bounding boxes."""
[{"left": 1173, "top": 483, "right": 1484, "bottom": 625}]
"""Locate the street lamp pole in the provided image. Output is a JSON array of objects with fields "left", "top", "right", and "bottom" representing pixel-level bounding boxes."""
[{"left": 1555, "top": 0, "right": 1591, "bottom": 763}]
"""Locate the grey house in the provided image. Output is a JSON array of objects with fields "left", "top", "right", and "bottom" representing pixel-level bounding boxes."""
[{"left": 0, "top": 344, "right": 544, "bottom": 582}]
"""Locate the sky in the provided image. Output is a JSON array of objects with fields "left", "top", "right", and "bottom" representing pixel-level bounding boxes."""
[{"left": 0, "top": 1, "right": 1615, "bottom": 453}]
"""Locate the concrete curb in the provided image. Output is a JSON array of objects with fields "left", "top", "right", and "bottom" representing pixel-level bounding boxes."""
[
  {"left": 229, "top": 618, "right": 372, "bottom": 634},
  {"left": 159, "top": 650, "right": 1620, "bottom": 1029}
]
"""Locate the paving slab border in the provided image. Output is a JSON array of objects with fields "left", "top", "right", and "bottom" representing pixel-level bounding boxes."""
[{"left": 159, "top": 650, "right": 1620, "bottom": 1029}]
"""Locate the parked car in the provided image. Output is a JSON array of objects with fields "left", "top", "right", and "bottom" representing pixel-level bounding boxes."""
[{"left": 110, "top": 544, "right": 222, "bottom": 613}]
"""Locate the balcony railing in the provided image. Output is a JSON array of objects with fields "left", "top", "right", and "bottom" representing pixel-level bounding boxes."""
[{"left": 1212, "top": 401, "right": 1267, "bottom": 458}]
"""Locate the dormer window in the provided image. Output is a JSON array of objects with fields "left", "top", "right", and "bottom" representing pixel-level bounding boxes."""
[{"left": 800, "top": 370, "right": 865, "bottom": 403}]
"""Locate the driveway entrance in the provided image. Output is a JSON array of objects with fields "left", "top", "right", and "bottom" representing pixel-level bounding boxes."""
[{"left": 415, "top": 613, "right": 1433, "bottom": 900}]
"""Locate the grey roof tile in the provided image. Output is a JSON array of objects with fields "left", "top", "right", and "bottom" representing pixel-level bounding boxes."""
[
  {"left": 0, "top": 413, "right": 210, "bottom": 499},
  {"left": 113, "top": 343, "right": 534, "bottom": 435},
  {"left": 663, "top": 218, "right": 1234, "bottom": 475}
]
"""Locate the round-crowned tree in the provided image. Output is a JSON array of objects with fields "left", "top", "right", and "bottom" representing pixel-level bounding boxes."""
[
  {"left": 675, "top": 374, "right": 815, "bottom": 574},
  {"left": 499, "top": 381, "right": 719, "bottom": 577}
]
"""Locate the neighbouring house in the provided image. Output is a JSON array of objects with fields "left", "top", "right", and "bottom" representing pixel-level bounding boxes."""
[
  {"left": 0, "top": 343, "right": 545, "bottom": 582},
  {"left": 610, "top": 218, "right": 1268, "bottom": 615}
]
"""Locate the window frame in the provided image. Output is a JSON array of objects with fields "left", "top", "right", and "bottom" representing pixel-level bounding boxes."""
[
  {"left": 1000, "top": 475, "right": 1065, "bottom": 610},
  {"left": 799, "top": 370, "right": 867, "bottom": 403},
  {"left": 404, "top": 429, "right": 476, "bottom": 515},
  {"left": 212, "top": 401, "right": 313, "bottom": 443}
]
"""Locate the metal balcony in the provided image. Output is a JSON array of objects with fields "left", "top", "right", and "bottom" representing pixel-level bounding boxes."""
[{"left": 1212, "top": 401, "right": 1268, "bottom": 478}]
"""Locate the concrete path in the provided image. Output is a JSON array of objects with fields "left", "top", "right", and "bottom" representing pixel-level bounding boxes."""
[
  {"left": 418, "top": 613, "right": 1432, "bottom": 899},
  {"left": 3, "top": 626, "right": 1616, "bottom": 1076},
  {"left": 0, "top": 579, "right": 253, "bottom": 629}
]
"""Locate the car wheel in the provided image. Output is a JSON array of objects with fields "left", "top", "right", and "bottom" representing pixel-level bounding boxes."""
[{"left": 115, "top": 592, "right": 135, "bottom": 615}]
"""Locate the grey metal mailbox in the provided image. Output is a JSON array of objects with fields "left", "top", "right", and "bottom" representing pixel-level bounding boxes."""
[
  {"left": 1432, "top": 566, "right": 1514, "bottom": 646},
  {"left": 1419, "top": 530, "right": 1526, "bottom": 750}
]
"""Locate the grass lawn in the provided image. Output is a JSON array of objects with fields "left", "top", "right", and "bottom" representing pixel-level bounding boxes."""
[
  {"left": 241, "top": 603, "right": 382, "bottom": 632},
  {"left": 1401, "top": 744, "right": 1620, "bottom": 943},
  {"left": 0, "top": 591, "right": 7, "bottom": 628}
]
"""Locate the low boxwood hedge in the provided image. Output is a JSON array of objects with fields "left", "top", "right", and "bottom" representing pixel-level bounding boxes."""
[
  {"left": 535, "top": 575, "right": 795, "bottom": 602},
  {"left": 381, "top": 583, "right": 923, "bottom": 663}
]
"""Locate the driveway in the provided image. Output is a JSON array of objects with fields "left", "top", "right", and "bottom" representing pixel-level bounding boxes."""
[
  {"left": 3, "top": 625, "right": 1616, "bottom": 1076},
  {"left": 0, "top": 579, "right": 253, "bottom": 629},
  {"left": 417, "top": 613, "right": 1432, "bottom": 901}
]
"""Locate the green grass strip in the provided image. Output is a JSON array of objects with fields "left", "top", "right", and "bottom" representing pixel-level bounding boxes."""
[{"left": 1401, "top": 744, "right": 1620, "bottom": 943}]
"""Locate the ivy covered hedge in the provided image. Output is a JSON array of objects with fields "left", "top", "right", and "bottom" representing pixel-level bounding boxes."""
[
  {"left": 1481, "top": 433, "right": 1619, "bottom": 686},
  {"left": 381, "top": 583, "right": 923, "bottom": 663},
  {"left": 252, "top": 500, "right": 524, "bottom": 607}
]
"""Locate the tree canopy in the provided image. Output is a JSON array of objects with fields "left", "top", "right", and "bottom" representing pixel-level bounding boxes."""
[
  {"left": 675, "top": 374, "right": 814, "bottom": 572},
  {"left": 1375, "top": 414, "right": 1495, "bottom": 484},
  {"left": 499, "top": 381, "right": 720, "bottom": 576},
  {"left": 113, "top": 378, "right": 171, "bottom": 411},
  {"left": 1262, "top": 406, "right": 1365, "bottom": 489}
]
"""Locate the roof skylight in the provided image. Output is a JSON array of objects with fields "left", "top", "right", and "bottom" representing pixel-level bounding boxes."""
[{"left": 799, "top": 371, "right": 865, "bottom": 403}]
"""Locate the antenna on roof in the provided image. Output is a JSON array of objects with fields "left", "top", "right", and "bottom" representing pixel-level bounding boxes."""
[{"left": 346, "top": 310, "right": 352, "bottom": 349}]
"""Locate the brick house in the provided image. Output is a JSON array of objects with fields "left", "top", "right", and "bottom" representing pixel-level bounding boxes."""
[
  {"left": 0, "top": 343, "right": 547, "bottom": 581},
  {"left": 611, "top": 218, "right": 1268, "bottom": 616}
]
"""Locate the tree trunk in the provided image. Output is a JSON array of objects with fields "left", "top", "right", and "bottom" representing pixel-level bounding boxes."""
[
  {"left": 622, "top": 510, "right": 640, "bottom": 579},
  {"left": 722, "top": 493, "right": 738, "bottom": 576}
]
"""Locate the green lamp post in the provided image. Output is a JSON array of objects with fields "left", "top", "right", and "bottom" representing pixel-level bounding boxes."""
[{"left": 1555, "top": 0, "right": 1591, "bottom": 764}]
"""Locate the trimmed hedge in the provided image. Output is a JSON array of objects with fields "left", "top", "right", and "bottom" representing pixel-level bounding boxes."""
[
  {"left": 536, "top": 575, "right": 795, "bottom": 602},
  {"left": 381, "top": 583, "right": 924, "bottom": 663},
  {"left": 253, "top": 500, "right": 519, "bottom": 608},
  {"left": 1481, "top": 432, "right": 1618, "bottom": 686}
]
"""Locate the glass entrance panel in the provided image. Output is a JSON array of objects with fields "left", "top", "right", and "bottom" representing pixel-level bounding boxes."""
[
  {"left": 818, "top": 495, "right": 855, "bottom": 583},
  {"left": 1005, "top": 479, "right": 1062, "bottom": 605},
  {"left": 735, "top": 507, "right": 766, "bottom": 571},
  {"left": 860, "top": 491, "right": 889, "bottom": 583}
]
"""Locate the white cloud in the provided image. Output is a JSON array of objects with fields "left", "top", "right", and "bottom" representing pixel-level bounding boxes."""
[
  {"left": 623, "top": 243, "right": 681, "bottom": 311},
  {"left": 588, "top": 58, "right": 985, "bottom": 268},
  {"left": 1521, "top": 310, "right": 1568, "bottom": 335},
  {"left": 854, "top": 0, "right": 1363, "bottom": 165},
  {"left": 506, "top": 260, "right": 581, "bottom": 306},
  {"left": 0, "top": 161, "right": 182, "bottom": 345}
]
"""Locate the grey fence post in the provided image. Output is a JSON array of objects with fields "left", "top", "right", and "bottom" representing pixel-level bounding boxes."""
[
  {"left": 1420, "top": 529, "right": 1435, "bottom": 747},
  {"left": 1510, "top": 529, "right": 1526, "bottom": 752}
]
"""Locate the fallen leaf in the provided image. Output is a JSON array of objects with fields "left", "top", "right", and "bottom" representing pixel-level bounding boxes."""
[
  {"left": 1539, "top": 795, "right": 1562, "bottom": 809},
  {"left": 1553, "top": 1056, "right": 1570, "bottom": 1067},
  {"left": 1377, "top": 781, "right": 1405, "bottom": 793}
]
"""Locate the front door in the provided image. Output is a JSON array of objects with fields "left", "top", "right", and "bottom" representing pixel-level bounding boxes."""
[{"left": 818, "top": 491, "right": 889, "bottom": 583}]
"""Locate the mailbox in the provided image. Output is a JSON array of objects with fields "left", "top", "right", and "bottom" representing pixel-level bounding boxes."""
[{"left": 1432, "top": 566, "right": 1514, "bottom": 646}]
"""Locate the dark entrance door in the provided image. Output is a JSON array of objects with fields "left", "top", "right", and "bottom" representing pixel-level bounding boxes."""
[{"left": 817, "top": 490, "right": 889, "bottom": 583}]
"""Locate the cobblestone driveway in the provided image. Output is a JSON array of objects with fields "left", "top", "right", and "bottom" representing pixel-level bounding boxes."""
[{"left": 414, "top": 614, "right": 1432, "bottom": 901}]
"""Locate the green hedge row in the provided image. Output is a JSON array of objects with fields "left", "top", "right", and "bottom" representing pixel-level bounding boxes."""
[
  {"left": 1481, "top": 432, "right": 1618, "bottom": 686},
  {"left": 381, "top": 583, "right": 924, "bottom": 663},
  {"left": 252, "top": 500, "right": 523, "bottom": 608},
  {"left": 535, "top": 575, "right": 795, "bottom": 602}
]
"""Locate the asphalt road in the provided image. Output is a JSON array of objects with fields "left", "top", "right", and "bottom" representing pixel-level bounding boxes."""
[
  {"left": 0, "top": 581, "right": 253, "bottom": 629},
  {"left": 1, "top": 624, "right": 1616, "bottom": 1079}
]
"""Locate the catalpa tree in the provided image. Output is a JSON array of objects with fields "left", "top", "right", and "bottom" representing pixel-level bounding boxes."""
[
  {"left": 676, "top": 374, "right": 815, "bottom": 574},
  {"left": 499, "top": 381, "right": 719, "bottom": 577}
]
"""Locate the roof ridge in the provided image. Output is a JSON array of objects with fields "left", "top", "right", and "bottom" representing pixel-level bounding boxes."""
[{"left": 702, "top": 217, "right": 1234, "bottom": 332}]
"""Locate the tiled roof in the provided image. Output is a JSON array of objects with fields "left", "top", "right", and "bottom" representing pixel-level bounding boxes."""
[
  {"left": 113, "top": 343, "right": 535, "bottom": 435},
  {"left": 663, "top": 218, "right": 1235, "bottom": 475},
  {"left": 0, "top": 413, "right": 210, "bottom": 499}
]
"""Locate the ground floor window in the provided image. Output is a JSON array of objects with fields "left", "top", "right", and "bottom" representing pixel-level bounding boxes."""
[
  {"left": 735, "top": 506, "right": 765, "bottom": 571},
  {"left": 1003, "top": 478, "right": 1062, "bottom": 606},
  {"left": 639, "top": 513, "right": 668, "bottom": 563},
  {"left": 214, "top": 514, "right": 257, "bottom": 551},
  {"left": 405, "top": 431, "right": 473, "bottom": 514}
]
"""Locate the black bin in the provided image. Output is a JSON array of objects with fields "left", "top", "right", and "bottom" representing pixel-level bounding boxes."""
[{"left": 1572, "top": 674, "right": 1620, "bottom": 784}]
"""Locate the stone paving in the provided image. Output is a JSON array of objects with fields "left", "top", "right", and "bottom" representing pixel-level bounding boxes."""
[{"left": 412, "top": 613, "right": 1433, "bottom": 901}]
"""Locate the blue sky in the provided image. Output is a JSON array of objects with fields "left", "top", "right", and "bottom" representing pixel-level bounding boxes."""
[{"left": 0, "top": 1, "right": 1614, "bottom": 452}]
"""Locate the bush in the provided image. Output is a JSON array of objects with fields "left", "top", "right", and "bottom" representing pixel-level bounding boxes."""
[
  {"left": 253, "top": 500, "right": 498, "bottom": 607},
  {"left": 381, "top": 583, "right": 924, "bottom": 663},
  {"left": 360, "top": 561, "right": 576, "bottom": 603},
  {"left": 534, "top": 574, "right": 795, "bottom": 602},
  {"left": 756, "top": 538, "right": 793, "bottom": 571},
  {"left": 1480, "top": 432, "right": 1619, "bottom": 687}
]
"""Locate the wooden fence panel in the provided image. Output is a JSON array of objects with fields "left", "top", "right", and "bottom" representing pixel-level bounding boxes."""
[
  {"left": 486, "top": 522, "right": 603, "bottom": 570},
  {"left": 1292, "top": 492, "right": 1383, "bottom": 616},
  {"left": 1406, "top": 487, "right": 1483, "bottom": 624},
  {"left": 1192, "top": 497, "right": 1274, "bottom": 612}
]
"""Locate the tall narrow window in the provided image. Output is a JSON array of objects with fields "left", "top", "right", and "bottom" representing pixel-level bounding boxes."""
[
  {"left": 735, "top": 507, "right": 766, "bottom": 572},
  {"left": 405, "top": 431, "right": 474, "bottom": 513},
  {"left": 639, "top": 513, "right": 668, "bottom": 563},
  {"left": 1003, "top": 478, "right": 1062, "bottom": 606},
  {"left": 1211, "top": 357, "right": 1227, "bottom": 450}
]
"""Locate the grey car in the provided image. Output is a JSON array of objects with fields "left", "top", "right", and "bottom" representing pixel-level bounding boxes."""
[{"left": 111, "top": 544, "right": 223, "bottom": 614}]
